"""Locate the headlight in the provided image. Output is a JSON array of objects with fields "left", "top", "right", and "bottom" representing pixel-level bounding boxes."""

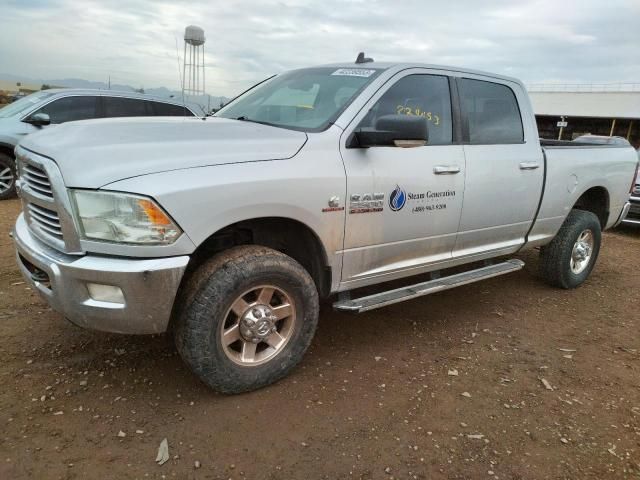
[{"left": 71, "top": 190, "right": 182, "bottom": 245}]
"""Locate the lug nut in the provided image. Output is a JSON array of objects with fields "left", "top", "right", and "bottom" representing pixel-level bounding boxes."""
[{"left": 243, "top": 318, "right": 255, "bottom": 327}]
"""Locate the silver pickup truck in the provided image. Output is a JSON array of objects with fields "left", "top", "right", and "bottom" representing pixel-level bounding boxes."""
[{"left": 12, "top": 57, "right": 638, "bottom": 393}]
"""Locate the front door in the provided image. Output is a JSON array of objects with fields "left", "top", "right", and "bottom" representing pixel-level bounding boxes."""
[{"left": 340, "top": 71, "right": 466, "bottom": 289}]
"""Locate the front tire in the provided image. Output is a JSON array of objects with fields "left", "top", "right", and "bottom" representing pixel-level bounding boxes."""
[
  {"left": 0, "top": 153, "right": 17, "bottom": 201},
  {"left": 539, "top": 209, "right": 602, "bottom": 289},
  {"left": 174, "top": 245, "right": 319, "bottom": 394}
]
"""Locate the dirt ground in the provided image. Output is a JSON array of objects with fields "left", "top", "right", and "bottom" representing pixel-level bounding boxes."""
[{"left": 1, "top": 198, "right": 639, "bottom": 480}]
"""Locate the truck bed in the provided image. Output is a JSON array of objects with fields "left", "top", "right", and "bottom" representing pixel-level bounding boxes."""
[
  {"left": 525, "top": 141, "right": 637, "bottom": 248},
  {"left": 540, "top": 138, "right": 631, "bottom": 148}
]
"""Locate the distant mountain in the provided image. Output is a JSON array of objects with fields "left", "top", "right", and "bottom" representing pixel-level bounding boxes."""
[{"left": 0, "top": 73, "right": 229, "bottom": 112}]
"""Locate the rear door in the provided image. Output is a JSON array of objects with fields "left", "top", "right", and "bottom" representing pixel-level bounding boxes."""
[
  {"left": 453, "top": 77, "right": 544, "bottom": 257},
  {"left": 340, "top": 69, "right": 466, "bottom": 288}
]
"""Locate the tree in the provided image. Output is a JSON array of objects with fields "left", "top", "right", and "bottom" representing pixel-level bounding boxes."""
[{"left": 41, "top": 84, "right": 52, "bottom": 90}]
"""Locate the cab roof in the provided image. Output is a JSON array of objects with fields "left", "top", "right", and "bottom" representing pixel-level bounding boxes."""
[{"left": 314, "top": 61, "right": 523, "bottom": 86}]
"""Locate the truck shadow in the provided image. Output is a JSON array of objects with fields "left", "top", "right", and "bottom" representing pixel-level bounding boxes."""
[
  {"left": 612, "top": 224, "right": 640, "bottom": 239},
  {"left": 39, "top": 252, "right": 545, "bottom": 399}
]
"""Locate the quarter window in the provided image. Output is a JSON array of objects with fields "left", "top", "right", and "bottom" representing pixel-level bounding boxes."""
[
  {"left": 33, "top": 96, "right": 98, "bottom": 124},
  {"left": 152, "top": 102, "right": 194, "bottom": 116},
  {"left": 459, "top": 79, "right": 524, "bottom": 144},
  {"left": 359, "top": 75, "right": 453, "bottom": 145}
]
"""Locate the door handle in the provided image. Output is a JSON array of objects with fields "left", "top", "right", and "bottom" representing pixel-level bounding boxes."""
[
  {"left": 433, "top": 165, "right": 461, "bottom": 175},
  {"left": 519, "top": 162, "right": 540, "bottom": 170}
]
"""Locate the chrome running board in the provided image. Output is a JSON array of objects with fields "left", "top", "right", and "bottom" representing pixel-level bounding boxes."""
[{"left": 333, "top": 259, "right": 525, "bottom": 313}]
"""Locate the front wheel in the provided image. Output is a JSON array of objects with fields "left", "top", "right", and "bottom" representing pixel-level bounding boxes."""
[
  {"left": 174, "top": 245, "right": 319, "bottom": 394},
  {"left": 539, "top": 209, "right": 602, "bottom": 289},
  {"left": 0, "top": 153, "right": 17, "bottom": 201}
]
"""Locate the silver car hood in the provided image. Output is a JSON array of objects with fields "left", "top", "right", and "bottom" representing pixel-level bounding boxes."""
[{"left": 19, "top": 117, "right": 308, "bottom": 188}]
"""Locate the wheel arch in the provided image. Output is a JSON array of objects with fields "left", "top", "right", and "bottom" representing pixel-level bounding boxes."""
[
  {"left": 0, "top": 142, "right": 16, "bottom": 159},
  {"left": 185, "top": 216, "right": 332, "bottom": 298},
  {"left": 572, "top": 186, "right": 610, "bottom": 229}
]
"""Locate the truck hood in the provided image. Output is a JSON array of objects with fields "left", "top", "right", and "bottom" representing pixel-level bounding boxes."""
[{"left": 19, "top": 117, "right": 308, "bottom": 188}]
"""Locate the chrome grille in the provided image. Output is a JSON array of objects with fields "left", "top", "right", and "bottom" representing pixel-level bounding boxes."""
[
  {"left": 22, "top": 163, "right": 54, "bottom": 199},
  {"left": 27, "top": 203, "right": 63, "bottom": 239},
  {"left": 15, "top": 147, "right": 82, "bottom": 254}
]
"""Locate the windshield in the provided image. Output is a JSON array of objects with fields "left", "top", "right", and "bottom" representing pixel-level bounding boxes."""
[
  {"left": 215, "top": 67, "right": 383, "bottom": 131},
  {"left": 0, "top": 91, "right": 56, "bottom": 118}
]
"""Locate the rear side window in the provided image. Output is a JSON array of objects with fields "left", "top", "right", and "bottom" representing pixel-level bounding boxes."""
[
  {"left": 34, "top": 96, "right": 98, "bottom": 124},
  {"left": 152, "top": 102, "right": 194, "bottom": 116},
  {"left": 359, "top": 74, "right": 453, "bottom": 145},
  {"left": 103, "top": 97, "right": 151, "bottom": 117},
  {"left": 459, "top": 79, "right": 523, "bottom": 144}
]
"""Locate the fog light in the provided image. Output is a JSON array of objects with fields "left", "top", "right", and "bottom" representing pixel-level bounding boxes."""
[{"left": 87, "top": 283, "right": 125, "bottom": 304}]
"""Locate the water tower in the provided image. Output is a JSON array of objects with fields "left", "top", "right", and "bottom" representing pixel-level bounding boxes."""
[{"left": 182, "top": 25, "right": 206, "bottom": 96}]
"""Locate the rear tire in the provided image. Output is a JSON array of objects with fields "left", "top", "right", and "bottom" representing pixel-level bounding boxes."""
[
  {"left": 0, "top": 153, "right": 17, "bottom": 201},
  {"left": 174, "top": 245, "right": 319, "bottom": 394},
  {"left": 539, "top": 209, "right": 601, "bottom": 289}
]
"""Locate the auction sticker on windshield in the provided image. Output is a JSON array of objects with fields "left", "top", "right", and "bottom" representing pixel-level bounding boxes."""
[{"left": 331, "top": 68, "right": 377, "bottom": 77}]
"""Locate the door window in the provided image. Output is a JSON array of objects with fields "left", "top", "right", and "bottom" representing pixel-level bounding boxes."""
[
  {"left": 33, "top": 96, "right": 98, "bottom": 124},
  {"left": 103, "top": 97, "right": 151, "bottom": 117},
  {"left": 459, "top": 79, "right": 524, "bottom": 144},
  {"left": 359, "top": 75, "right": 453, "bottom": 145}
]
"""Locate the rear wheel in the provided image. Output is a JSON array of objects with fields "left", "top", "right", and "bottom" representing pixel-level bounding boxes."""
[
  {"left": 174, "top": 245, "right": 319, "bottom": 394},
  {"left": 0, "top": 153, "right": 16, "bottom": 201},
  {"left": 539, "top": 209, "right": 602, "bottom": 289}
]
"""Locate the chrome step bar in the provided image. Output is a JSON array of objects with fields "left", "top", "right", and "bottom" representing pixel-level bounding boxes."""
[{"left": 333, "top": 259, "right": 525, "bottom": 313}]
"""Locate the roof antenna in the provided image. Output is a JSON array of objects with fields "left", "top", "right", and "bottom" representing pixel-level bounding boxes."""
[{"left": 355, "top": 52, "right": 374, "bottom": 64}]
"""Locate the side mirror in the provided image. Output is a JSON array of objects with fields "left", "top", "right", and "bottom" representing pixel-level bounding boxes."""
[
  {"left": 25, "top": 113, "right": 51, "bottom": 127},
  {"left": 350, "top": 114, "right": 428, "bottom": 148}
]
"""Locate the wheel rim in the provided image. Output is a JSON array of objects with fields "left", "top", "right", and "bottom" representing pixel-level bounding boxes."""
[
  {"left": 0, "top": 167, "right": 14, "bottom": 194},
  {"left": 220, "top": 285, "right": 296, "bottom": 366},
  {"left": 570, "top": 229, "right": 594, "bottom": 275}
]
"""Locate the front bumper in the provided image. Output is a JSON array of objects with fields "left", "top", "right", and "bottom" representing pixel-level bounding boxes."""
[
  {"left": 622, "top": 196, "right": 640, "bottom": 225},
  {"left": 13, "top": 213, "right": 190, "bottom": 334}
]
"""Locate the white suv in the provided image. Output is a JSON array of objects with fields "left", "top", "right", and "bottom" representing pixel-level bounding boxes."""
[{"left": 0, "top": 89, "right": 199, "bottom": 199}]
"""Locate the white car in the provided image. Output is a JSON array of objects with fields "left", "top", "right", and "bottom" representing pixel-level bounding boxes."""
[{"left": 0, "top": 89, "right": 199, "bottom": 199}]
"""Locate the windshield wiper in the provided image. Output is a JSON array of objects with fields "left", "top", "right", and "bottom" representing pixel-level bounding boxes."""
[{"left": 234, "top": 116, "right": 278, "bottom": 128}]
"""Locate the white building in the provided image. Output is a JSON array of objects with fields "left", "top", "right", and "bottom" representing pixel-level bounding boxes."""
[{"left": 527, "top": 84, "right": 640, "bottom": 147}]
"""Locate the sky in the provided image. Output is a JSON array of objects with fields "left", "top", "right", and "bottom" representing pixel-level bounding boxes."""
[{"left": 1, "top": 0, "right": 639, "bottom": 97}]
